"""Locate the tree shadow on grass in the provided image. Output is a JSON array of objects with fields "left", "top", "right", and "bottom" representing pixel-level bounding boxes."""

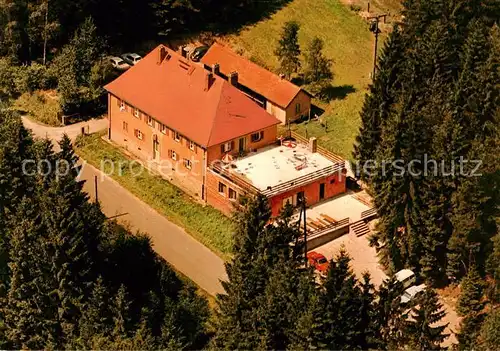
[{"left": 319, "top": 84, "right": 356, "bottom": 101}]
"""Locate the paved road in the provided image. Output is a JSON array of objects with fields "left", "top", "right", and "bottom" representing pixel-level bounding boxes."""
[{"left": 22, "top": 116, "right": 227, "bottom": 296}]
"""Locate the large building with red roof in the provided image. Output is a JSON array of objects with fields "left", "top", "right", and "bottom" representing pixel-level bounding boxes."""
[
  {"left": 105, "top": 45, "right": 280, "bottom": 201},
  {"left": 201, "top": 43, "right": 312, "bottom": 124},
  {"left": 105, "top": 45, "right": 346, "bottom": 216}
]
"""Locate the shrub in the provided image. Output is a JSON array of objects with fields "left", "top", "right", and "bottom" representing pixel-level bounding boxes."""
[
  {"left": 13, "top": 63, "right": 54, "bottom": 94},
  {"left": 350, "top": 4, "right": 362, "bottom": 13},
  {"left": 0, "top": 58, "right": 16, "bottom": 100},
  {"left": 14, "top": 90, "right": 63, "bottom": 126}
]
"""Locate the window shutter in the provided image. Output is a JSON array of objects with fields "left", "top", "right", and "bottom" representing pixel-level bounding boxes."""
[
  {"left": 194, "top": 145, "right": 198, "bottom": 154},
  {"left": 220, "top": 144, "right": 224, "bottom": 154},
  {"left": 168, "top": 150, "right": 172, "bottom": 158},
  {"left": 172, "top": 131, "right": 175, "bottom": 139},
  {"left": 116, "top": 98, "right": 120, "bottom": 107},
  {"left": 231, "top": 140, "right": 235, "bottom": 150}
]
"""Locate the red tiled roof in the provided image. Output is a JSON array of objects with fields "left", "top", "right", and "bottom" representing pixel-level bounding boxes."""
[
  {"left": 104, "top": 45, "right": 280, "bottom": 147},
  {"left": 201, "top": 43, "right": 305, "bottom": 108}
]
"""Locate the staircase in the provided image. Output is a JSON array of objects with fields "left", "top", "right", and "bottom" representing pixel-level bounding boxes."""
[{"left": 351, "top": 220, "right": 370, "bottom": 237}]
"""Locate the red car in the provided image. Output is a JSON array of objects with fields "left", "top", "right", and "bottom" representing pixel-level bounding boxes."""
[{"left": 307, "top": 251, "right": 329, "bottom": 275}]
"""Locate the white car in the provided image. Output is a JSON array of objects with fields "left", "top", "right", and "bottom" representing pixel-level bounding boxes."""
[
  {"left": 108, "top": 56, "right": 130, "bottom": 71},
  {"left": 121, "top": 53, "right": 142, "bottom": 66},
  {"left": 395, "top": 269, "right": 416, "bottom": 289},
  {"left": 401, "top": 284, "right": 426, "bottom": 305}
]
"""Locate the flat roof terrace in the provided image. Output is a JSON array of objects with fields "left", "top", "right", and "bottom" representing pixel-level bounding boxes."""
[{"left": 221, "top": 143, "right": 344, "bottom": 196}]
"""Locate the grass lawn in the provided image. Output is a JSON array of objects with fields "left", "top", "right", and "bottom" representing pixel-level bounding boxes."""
[
  {"left": 75, "top": 131, "right": 234, "bottom": 260},
  {"left": 226, "top": 0, "right": 376, "bottom": 159}
]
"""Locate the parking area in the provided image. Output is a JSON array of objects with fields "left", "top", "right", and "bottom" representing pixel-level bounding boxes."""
[
  {"left": 314, "top": 220, "right": 388, "bottom": 286},
  {"left": 312, "top": 220, "right": 459, "bottom": 347}
]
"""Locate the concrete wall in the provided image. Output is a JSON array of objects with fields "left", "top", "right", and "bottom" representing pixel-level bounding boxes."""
[
  {"left": 268, "top": 172, "right": 346, "bottom": 217},
  {"left": 109, "top": 94, "right": 206, "bottom": 197},
  {"left": 266, "top": 101, "right": 287, "bottom": 124}
]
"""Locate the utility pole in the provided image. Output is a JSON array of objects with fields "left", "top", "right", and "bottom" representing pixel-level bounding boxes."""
[
  {"left": 367, "top": 14, "right": 387, "bottom": 79},
  {"left": 94, "top": 175, "right": 98, "bottom": 202}
]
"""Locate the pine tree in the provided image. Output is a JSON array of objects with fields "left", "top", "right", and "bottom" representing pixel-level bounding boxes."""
[
  {"left": 405, "top": 288, "right": 449, "bottom": 350},
  {"left": 303, "top": 37, "right": 332, "bottom": 84},
  {"left": 456, "top": 267, "right": 485, "bottom": 316},
  {"left": 311, "top": 249, "right": 375, "bottom": 349},
  {"left": 1, "top": 198, "right": 50, "bottom": 349},
  {"left": 486, "top": 233, "right": 500, "bottom": 303},
  {"left": 373, "top": 275, "right": 407, "bottom": 349},
  {"left": 479, "top": 308, "right": 500, "bottom": 349},
  {"left": 456, "top": 311, "right": 485, "bottom": 350},
  {"left": 275, "top": 21, "right": 301, "bottom": 78},
  {"left": 213, "top": 195, "right": 313, "bottom": 349},
  {"left": 353, "top": 26, "right": 405, "bottom": 177}
]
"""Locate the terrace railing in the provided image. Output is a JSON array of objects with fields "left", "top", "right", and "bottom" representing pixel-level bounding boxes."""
[
  {"left": 300, "top": 217, "right": 350, "bottom": 241},
  {"left": 210, "top": 163, "right": 261, "bottom": 196},
  {"left": 289, "top": 131, "right": 344, "bottom": 164},
  {"left": 260, "top": 163, "right": 345, "bottom": 197},
  {"left": 361, "top": 207, "right": 378, "bottom": 220}
]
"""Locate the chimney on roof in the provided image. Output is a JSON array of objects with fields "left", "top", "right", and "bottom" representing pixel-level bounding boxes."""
[
  {"left": 309, "top": 137, "right": 317, "bottom": 153},
  {"left": 205, "top": 72, "right": 214, "bottom": 91},
  {"left": 158, "top": 47, "right": 167, "bottom": 64},
  {"left": 229, "top": 71, "right": 238, "bottom": 86},
  {"left": 279, "top": 73, "right": 285, "bottom": 80},
  {"left": 212, "top": 63, "right": 220, "bottom": 75}
]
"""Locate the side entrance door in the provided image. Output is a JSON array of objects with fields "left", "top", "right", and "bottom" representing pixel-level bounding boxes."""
[
  {"left": 238, "top": 137, "right": 246, "bottom": 153},
  {"left": 319, "top": 183, "right": 325, "bottom": 200},
  {"left": 153, "top": 134, "right": 160, "bottom": 160}
]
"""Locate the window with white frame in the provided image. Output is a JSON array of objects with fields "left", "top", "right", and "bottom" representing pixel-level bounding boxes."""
[
  {"left": 134, "top": 108, "right": 140, "bottom": 118},
  {"left": 135, "top": 129, "right": 143, "bottom": 140},
  {"left": 189, "top": 140, "right": 195, "bottom": 151},
  {"left": 184, "top": 159, "right": 192, "bottom": 170},
  {"left": 120, "top": 100, "right": 125, "bottom": 111},
  {"left": 147, "top": 116, "right": 153, "bottom": 126},
  {"left": 174, "top": 132, "right": 181, "bottom": 142},
  {"left": 251, "top": 131, "right": 264, "bottom": 143},
  {"left": 222, "top": 141, "right": 232, "bottom": 152},
  {"left": 161, "top": 124, "right": 167, "bottom": 134},
  {"left": 228, "top": 188, "right": 237, "bottom": 200},
  {"left": 218, "top": 182, "right": 227, "bottom": 195},
  {"left": 169, "top": 150, "right": 177, "bottom": 160}
]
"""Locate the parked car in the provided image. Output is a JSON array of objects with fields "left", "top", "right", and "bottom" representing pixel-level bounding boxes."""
[
  {"left": 108, "top": 56, "right": 130, "bottom": 71},
  {"left": 400, "top": 284, "right": 426, "bottom": 305},
  {"left": 190, "top": 45, "right": 209, "bottom": 62},
  {"left": 395, "top": 269, "right": 416, "bottom": 289},
  {"left": 307, "top": 251, "right": 329, "bottom": 276},
  {"left": 121, "top": 53, "right": 142, "bottom": 66}
]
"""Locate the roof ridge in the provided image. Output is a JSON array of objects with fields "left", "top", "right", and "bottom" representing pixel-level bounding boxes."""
[
  {"left": 206, "top": 79, "right": 226, "bottom": 146},
  {"left": 213, "top": 42, "right": 299, "bottom": 89}
]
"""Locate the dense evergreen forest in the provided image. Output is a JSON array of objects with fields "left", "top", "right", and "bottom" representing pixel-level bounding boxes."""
[
  {"left": 354, "top": 0, "right": 500, "bottom": 347},
  {"left": 0, "top": 0, "right": 499, "bottom": 349}
]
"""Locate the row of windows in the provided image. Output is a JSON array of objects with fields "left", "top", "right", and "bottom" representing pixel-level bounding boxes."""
[
  {"left": 167, "top": 150, "right": 192, "bottom": 170},
  {"left": 220, "top": 130, "right": 264, "bottom": 154},
  {"left": 119, "top": 99, "right": 198, "bottom": 153},
  {"left": 218, "top": 182, "right": 238, "bottom": 200}
]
